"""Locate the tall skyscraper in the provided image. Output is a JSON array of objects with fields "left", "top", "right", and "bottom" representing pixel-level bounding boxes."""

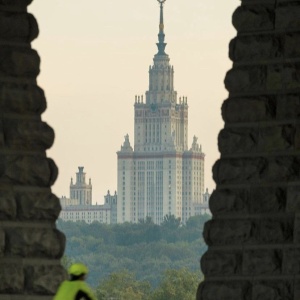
[{"left": 117, "top": 0, "right": 206, "bottom": 224}]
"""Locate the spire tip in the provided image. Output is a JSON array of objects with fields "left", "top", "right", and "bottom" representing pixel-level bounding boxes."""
[{"left": 156, "top": 0, "right": 167, "bottom": 55}]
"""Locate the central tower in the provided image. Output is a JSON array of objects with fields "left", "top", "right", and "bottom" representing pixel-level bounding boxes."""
[
  {"left": 117, "top": 0, "right": 205, "bottom": 224},
  {"left": 135, "top": 0, "right": 188, "bottom": 153}
]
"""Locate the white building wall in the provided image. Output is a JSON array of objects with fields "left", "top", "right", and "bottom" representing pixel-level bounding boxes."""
[
  {"left": 60, "top": 197, "right": 80, "bottom": 208},
  {"left": 59, "top": 205, "right": 111, "bottom": 224}
]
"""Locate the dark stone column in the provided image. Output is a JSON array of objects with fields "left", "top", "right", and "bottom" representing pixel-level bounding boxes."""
[
  {"left": 198, "top": 1, "right": 300, "bottom": 299},
  {"left": 0, "top": 0, "right": 66, "bottom": 299}
]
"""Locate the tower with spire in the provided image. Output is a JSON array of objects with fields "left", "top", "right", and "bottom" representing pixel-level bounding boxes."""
[
  {"left": 117, "top": 0, "right": 206, "bottom": 224},
  {"left": 70, "top": 166, "right": 92, "bottom": 205}
]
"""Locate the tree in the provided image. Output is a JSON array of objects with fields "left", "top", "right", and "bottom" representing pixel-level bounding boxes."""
[
  {"left": 57, "top": 217, "right": 208, "bottom": 287},
  {"left": 96, "top": 271, "right": 151, "bottom": 300},
  {"left": 161, "top": 215, "right": 181, "bottom": 229},
  {"left": 138, "top": 216, "right": 153, "bottom": 225},
  {"left": 151, "top": 268, "right": 201, "bottom": 300}
]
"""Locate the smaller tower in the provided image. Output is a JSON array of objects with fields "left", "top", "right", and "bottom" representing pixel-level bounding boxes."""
[
  {"left": 70, "top": 166, "right": 92, "bottom": 205},
  {"left": 105, "top": 190, "right": 118, "bottom": 224}
]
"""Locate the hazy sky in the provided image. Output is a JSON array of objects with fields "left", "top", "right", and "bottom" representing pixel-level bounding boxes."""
[{"left": 29, "top": 0, "right": 238, "bottom": 203}]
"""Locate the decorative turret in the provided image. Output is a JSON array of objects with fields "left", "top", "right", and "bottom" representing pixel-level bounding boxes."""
[
  {"left": 190, "top": 136, "right": 202, "bottom": 153},
  {"left": 76, "top": 166, "right": 86, "bottom": 184},
  {"left": 120, "top": 134, "right": 133, "bottom": 152}
]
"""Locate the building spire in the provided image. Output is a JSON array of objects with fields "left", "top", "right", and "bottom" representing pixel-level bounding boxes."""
[{"left": 156, "top": 0, "right": 167, "bottom": 55}]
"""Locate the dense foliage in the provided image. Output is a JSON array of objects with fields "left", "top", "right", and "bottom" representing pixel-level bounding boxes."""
[
  {"left": 96, "top": 270, "right": 151, "bottom": 300},
  {"left": 95, "top": 268, "right": 200, "bottom": 300},
  {"left": 57, "top": 214, "right": 210, "bottom": 288}
]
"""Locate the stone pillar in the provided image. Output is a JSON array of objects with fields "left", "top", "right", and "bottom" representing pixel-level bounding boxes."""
[
  {"left": 198, "top": 1, "right": 300, "bottom": 299},
  {"left": 0, "top": 0, "right": 66, "bottom": 299}
]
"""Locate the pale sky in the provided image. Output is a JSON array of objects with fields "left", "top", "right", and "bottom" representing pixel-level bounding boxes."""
[{"left": 29, "top": 0, "right": 238, "bottom": 203}]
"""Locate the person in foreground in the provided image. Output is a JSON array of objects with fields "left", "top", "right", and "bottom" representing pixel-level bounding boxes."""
[{"left": 54, "top": 263, "right": 96, "bottom": 300}]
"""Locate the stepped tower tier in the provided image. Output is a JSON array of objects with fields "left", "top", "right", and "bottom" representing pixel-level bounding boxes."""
[
  {"left": 146, "top": 1, "right": 175, "bottom": 105},
  {"left": 134, "top": 1, "right": 188, "bottom": 153}
]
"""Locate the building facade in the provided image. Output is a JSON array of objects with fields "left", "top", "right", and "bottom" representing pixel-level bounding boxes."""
[
  {"left": 70, "top": 166, "right": 92, "bottom": 205},
  {"left": 59, "top": 203, "right": 111, "bottom": 224},
  {"left": 117, "top": 1, "right": 209, "bottom": 224},
  {"left": 59, "top": 167, "right": 117, "bottom": 224}
]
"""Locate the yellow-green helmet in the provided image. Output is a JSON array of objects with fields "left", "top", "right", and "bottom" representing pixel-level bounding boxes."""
[{"left": 68, "top": 263, "right": 89, "bottom": 276}]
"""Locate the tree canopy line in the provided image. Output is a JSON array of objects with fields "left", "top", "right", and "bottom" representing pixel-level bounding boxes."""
[{"left": 57, "top": 214, "right": 210, "bottom": 299}]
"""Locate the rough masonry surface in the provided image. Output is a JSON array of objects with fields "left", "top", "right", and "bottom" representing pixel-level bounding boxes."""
[
  {"left": 198, "top": 1, "right": 300, "bottom": 299},
  {"left": 0, "top": 0, "right": 66, "bottom": 299}
]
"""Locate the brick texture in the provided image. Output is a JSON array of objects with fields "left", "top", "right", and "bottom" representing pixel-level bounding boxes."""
[
  {"left": 198, "top": 1, "right": 300, "bottom": 299},
  {"left": 0, "top": 0, "right": 66, "bottom": 298}
]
